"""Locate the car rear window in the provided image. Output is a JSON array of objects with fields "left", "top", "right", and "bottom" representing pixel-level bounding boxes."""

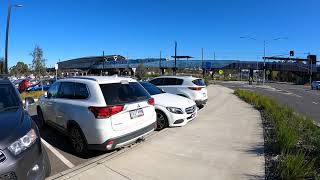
[
  {"left": 0, "top": 84, "right": 20, "bottom": 112},
  {"left": 140, "top": 82, "right": 164, "bottom": 95},
  {"left": 192, "top": 79, "right": 206, "bottom": 86},
  {"left": 100, "top": 82, "right": 150, "bottom": 105}
]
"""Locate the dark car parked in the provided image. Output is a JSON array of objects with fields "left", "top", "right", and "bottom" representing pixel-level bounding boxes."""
[{"left": 0, "top": 76, "right": 50, "bottom": 179}]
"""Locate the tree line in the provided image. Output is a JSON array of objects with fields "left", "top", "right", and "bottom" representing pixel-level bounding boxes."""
[{"left": 9, "top": 45, "right": 46, "bottom": 77}]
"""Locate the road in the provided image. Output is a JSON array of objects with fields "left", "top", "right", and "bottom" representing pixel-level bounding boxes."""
[{"left": 216, "top": 81, "right": 320, "bottom": 124}]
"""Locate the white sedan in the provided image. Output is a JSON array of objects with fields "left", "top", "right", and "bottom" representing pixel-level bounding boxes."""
[{"left": 140, "top": 82, "right": 197, "bottom": 130}]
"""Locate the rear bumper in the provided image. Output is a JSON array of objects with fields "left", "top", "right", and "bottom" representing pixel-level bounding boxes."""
[{"left": 88, "top": 122, "right": 156, "bottom": 151}]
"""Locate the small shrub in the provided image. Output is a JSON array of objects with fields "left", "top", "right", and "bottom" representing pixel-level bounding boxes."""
[
  {"left": 278, "top": 152, "right": 316, "bottom": 180},
  {"left": 275, "top": 120, "right": 298, "bottom": 153}
]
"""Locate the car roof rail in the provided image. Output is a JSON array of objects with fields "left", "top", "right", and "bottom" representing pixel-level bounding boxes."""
[{"left": 66, "top": 76, "right": 97, "bottom": 81}]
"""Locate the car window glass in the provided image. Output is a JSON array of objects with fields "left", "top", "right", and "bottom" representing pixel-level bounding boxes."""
[
  {"left": 192, "top": 79, "right": 206, "bottom": 86},
  {"left": 100, "top": 82, "right": 150, "bottom": 105},
  {"left": 176, "top": 79, "right": 183, "bottom": 85},
  {"left": 149, "top": 78, "right": 163, "bottom": 86},
  {"left": 140, "top": 82, "right": 163, "bottom": 95},
  {"left": 58, "top": 82, "right": 75, "bottom": 99},
  {"left": 163, "top": 78, "right": 177, "bottom": 85},
  {"left": 74, "top": 83, "right": 89, "bottom": 99},
  {"left": 47, "top": 82, "right": 60, "bottom": 98},
  {"left": 0, "top": 84, "right": 20, "bottom": 112}
]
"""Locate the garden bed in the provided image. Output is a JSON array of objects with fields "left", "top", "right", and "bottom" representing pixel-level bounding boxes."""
[{"left": 234, "top": 89, "right": 320, "bottom": 180}]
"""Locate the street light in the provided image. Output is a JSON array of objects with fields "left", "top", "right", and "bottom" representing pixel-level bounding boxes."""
[
  {"left": 240, "top": 36, "right": 287, "bottom": 85},
  {"left": 4, "top": 3, "right": 23, "bottom": 74}
]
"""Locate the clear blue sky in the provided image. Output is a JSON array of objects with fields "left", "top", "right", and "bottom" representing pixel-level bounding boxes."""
[{"left": 0, "top": 0, "right": 319, "bottom": 67}]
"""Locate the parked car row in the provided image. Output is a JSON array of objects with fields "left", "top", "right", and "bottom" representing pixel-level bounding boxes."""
[
  {"left": 35, "top": 76, "right": 207, "bottom": 154},
  {"left": 1, "top": 75, "right": 207, "bottom": 179}
]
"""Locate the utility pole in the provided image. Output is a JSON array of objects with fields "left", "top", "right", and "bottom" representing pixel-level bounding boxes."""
[
  {"left": 159, "top": 50, "right": 162, "bottom": 75},
  {"left": 263, "top": 40, "right": 266, "bottom": 86},
  {"left": 214, "top": 52, "right": 216, "bottom": 60},
  {"left": 102, "top": 51, "right": 105, "bottom": 76},
  {"left": 309, "top": 53, "right": 312, "bottom": 85},
  {"left": 202, "top": 48, "right": 204, "bottom": 77},
  {"left": 174, "top": 41, "right": 177, "bottom": 76}
]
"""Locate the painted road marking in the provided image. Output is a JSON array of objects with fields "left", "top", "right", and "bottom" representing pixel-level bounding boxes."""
[
  {"left": 312, "top": 102, "right": 319, "bottom": 105},
  {"left": 41, "top": 138, "right": 75, "bottom": 168}
]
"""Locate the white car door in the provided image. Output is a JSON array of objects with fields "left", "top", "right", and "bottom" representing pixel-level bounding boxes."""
[{"left": 42, "top": 82, "right": 60, "bottom": 123}]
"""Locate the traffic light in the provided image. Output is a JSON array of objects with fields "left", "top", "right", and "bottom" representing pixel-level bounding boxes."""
[
  {"left": 290, "top": 50, "right": 294, "bottom": 56},
  {"left": 308, "top": 55, "right": 317, "bottom": 64}
]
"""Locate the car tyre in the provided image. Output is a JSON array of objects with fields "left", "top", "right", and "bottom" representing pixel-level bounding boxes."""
[
  {"left": 156, "top": 110, "right": 169, "bottom": 130},
  {"left": 68, "top": 126, "right": 88, "bottom": 156},
  {"left": 37, "top": 107, "right": 46, "bottom": 129}
]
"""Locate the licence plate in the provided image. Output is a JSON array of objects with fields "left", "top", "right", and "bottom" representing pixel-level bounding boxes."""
[
  {"left": 203, "top": 93, "right": 207, "bottom": 98},
  {"left": 130, "top": 109, "right": 144, "bottom": 119}
]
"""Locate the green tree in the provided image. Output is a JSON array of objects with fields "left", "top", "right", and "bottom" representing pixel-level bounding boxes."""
[
  {"left": 30, "top": 45, "right": 46, "bottom": 78},
  {"left": 9, "top": 61, "right": 30, "bottom": 76},
  {"left": 136, "top": 62, "right": 146, "bottom": 80}
]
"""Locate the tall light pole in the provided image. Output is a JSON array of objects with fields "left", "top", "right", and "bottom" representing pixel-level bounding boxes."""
[
  {"left": 4, "top": 3, "right": 23, "bottom": 74},
  {"left": 240, "top": 36, "right": 287, "bottom": 85},
  {"left": 174, "top": 41, "right": 177, "bottom": 76}
]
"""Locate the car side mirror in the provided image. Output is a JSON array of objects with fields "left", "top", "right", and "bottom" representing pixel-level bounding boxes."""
[{"left": 25, "top": 97, "right": 35, "bottom": 111}]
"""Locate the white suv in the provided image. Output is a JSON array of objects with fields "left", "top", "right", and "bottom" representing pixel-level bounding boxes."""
[
  {"left": 149, "top": 76, "right": 208, "bottom": 106},
  {"left": 37, "top": 76, "right": 156, "bottom": 155}
]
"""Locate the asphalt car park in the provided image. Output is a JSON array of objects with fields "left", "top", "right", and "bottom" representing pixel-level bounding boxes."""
[{"left": 27, "top": 94, "right": 206, "bottom": 177}]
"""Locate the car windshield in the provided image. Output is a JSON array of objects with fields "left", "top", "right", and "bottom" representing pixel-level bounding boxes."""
[
  {"left": 140, "top": 82, "right": 164, "bottom": 95},
  {"left": 192, "top": 79, "right": 206, "bottom": 86},
  {"left": 100, "top": 82, "right": 150, "bottom": 105},
  {"left": 0, "top": 84, "right": 20, "bottom": 112}
]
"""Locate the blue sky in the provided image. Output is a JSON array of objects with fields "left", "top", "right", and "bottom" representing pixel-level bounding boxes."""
[{"left": 0, "top": 0, "right": 319, "bottom": 67}]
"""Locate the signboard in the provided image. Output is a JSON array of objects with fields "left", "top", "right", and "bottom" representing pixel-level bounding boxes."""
[
  {"left": 54, "top": 63, "right": 58, "bottom": 70},
  {"left": 219, "top": 70, "right": 224, "bottom": 75}
]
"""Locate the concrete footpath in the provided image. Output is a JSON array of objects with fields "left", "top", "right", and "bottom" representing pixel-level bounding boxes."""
[{"left": 49, "top": 85, "right": 265, "bottom": 180}]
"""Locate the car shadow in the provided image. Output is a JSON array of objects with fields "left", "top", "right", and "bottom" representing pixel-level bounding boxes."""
[{"left": 31, "top": 115, "right": 110, "bottom": 159}]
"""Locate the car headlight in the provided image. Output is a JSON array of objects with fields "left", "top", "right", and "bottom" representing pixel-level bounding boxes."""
[
  {"left": 8, "top": 129, "right": 38, "bottom": 156},
  {"left": 166, "top": 107, "right": 184, "bottom": 114}
]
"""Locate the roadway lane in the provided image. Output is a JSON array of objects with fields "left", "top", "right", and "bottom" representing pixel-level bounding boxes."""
[{"left": 216, "top": 81, "right": 320, "bottom": 124}]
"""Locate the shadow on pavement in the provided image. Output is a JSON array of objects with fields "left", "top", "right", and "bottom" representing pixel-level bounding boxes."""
[{"left": 31, "top": 115, "right": 109, "bottom": 159}]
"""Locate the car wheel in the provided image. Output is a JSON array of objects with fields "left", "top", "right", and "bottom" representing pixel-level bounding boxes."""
[
  {"left": 37, "top": 107, "right": 46, "bottom": 129},
  {"left": 68, "top": 126, "right": 88, "bottom": 155},
  {"left": 156, "top": 111, "right": 169, "bottom": 130}
]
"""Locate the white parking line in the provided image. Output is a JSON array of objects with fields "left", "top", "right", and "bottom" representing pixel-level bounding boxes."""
[
  {"left": 312, "top": 101, "right": 318, "bottom": 105},
  {"left": 41, "top": 138, "right": 75, "bottom": 168}
]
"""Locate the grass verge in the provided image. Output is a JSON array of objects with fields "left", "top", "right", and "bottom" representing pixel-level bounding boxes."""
[
  {"left": 20, "top": 91, "right": 45, "bottom": 100},
  {"left": 234, "top": 89, "right": 320, "bottom": 179}
]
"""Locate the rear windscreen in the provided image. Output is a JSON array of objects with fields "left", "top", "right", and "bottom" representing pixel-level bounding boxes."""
[
  {"left": 192, "top": 79, "right": 206, "bottom": 86},
  {"left": 100, "top": 82, "right": 150, "bottom": 105}
]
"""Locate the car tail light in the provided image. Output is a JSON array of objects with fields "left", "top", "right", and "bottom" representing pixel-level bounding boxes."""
[
  {"left": 89, "top": 105, "right": 124, "bottom": 119},
  {"left": 148, "top": 98, "right": 155, "bottom": 106},
  {"left": 188, "top": 87, "right": 203, "bottom": 91}
]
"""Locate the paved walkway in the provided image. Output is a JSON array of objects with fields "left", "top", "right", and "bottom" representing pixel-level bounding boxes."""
[{"left": 49, "top": 85, "right": 265, "bottom": 180}]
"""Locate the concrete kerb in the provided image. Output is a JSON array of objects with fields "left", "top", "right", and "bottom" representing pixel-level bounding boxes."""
[{"left": 46, "top": 127, "right": 170, "bottom": 180}]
